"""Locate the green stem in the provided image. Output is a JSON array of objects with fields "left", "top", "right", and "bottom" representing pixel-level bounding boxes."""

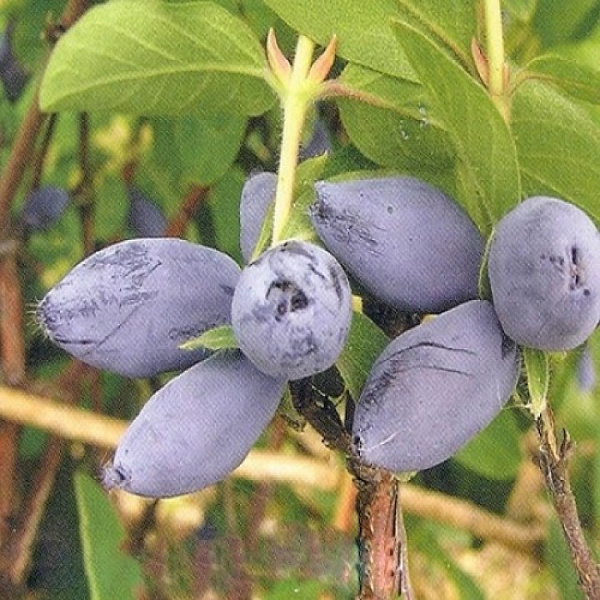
[
  {"left": 482, "top": 0, "right": 510, "bottom": 121},
  {"left": 272, "top": 35, "right": 315, "bottom": 245},
  {"left": 483, "top": 0, "right": 505, "bottom": 98}
]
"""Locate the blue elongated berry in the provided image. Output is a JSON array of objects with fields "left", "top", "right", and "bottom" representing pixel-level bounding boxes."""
[
  {"left": 488, "top": 196, "right": 600, "bottom": 350},
  {"left": 126, "top": 185, "right": 167, "bottom": 237},
  {"left": 103, "top": 351, "right": 287, "bottom": 497},
  {"left": 577, "top": 342, "right": 596, "bottom": 393},
  {"left": 311, "top": 177, "right": 485, "bottom": 313},
  {"left": 36, "top": 238, "right": 241, "bottom": 378},
  {"left": 299, "top": 117, "right": 331, "bottom": 160},
  {"left": 353, "top": 300, "right": 519, "bottom": 473},
  {"left": 239, "top": 171, "right": 276, "bottom": 263},
  {"left": 0, "top": 21, "right": 28, "bottom": 103}
]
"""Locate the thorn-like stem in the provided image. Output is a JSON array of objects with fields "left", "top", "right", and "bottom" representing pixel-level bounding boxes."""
[{"left": 271, "top": 35, "right": 316, "bottom": 244}]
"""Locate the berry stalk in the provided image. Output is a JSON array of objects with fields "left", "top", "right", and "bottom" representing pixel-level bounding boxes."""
[
  {"left": 272, "top": 35, "right": 315, "bottom": 244},
  {"left": 482, "top": 0, "right": 509, "bottom": 120}
]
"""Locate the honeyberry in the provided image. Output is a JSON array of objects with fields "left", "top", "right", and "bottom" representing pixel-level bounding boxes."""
[
  {"left": 352, "top": 300, "right": 519, "bottom": 473},
  {"left": 126, "top": 185, "right": 167, "bottom": 237},
  {"left": 488, "top": 196, "right": 600, "bottom": 350},
  {"left": 103, "top": 351, "right": 287, "bottom": 497},
  {"left": 239, "top": 171, "right": 276, "bottom": 263},
  {"left": 37, "top": 238, "right": 241, "bottom": 378},
  {"left": 299, "top": 117, "right": 332, "bottom": 160},
  {"left": 231, "top": 240, "right": 352, "bottom": 380},
  {"left": 577, "top": 342, "right": 596, "bottom": 392},
  {"left": 311, "top": 177, "right": 484, "bottom": 313}
]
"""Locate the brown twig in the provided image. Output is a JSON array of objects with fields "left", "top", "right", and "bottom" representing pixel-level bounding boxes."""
[
  {"left": 535, "top": 406, "right": 600, "bottom": 599},
  {"left": 350, "top": 463, "right": 408, "bottom": 600},
  {"left": 75, "top": 112, "right": 95, "bottom": 256},
  {"left": 164, "top": 184, "right": 208, "bottom": 238},
  {"left": 0, "top": 246, "right": 25, "bottom": 385},
  {"left": 28, "top": 113, "right": 59, "bottom": 191},
  {"left": 288, "top": 378, "right": 353, "bottom": 455},
  {"left": 0, "top": 244, "right": 25, "bottom": 562},
  {"left": 0, "top": 87, "right": 47, "bottom": 230}
]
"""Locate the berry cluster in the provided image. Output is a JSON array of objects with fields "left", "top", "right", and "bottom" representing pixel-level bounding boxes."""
[{"left": 36, "top": 173, "right": 600, "bottom": 497}]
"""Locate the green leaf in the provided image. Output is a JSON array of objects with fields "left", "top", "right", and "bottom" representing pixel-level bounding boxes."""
[
  {"left": 511, "top": 80, "right": 600, "bottom": 223},
  {"left": 95, "top": 177, "right": 128, "bottom": 240},
  {"left": 415, "top": 525, "right": 485, "bottom": 600},
  {"left": 263, "top": 0, "right": 476, "bottom": 79},
  {"left": 180, "top": 324, "right": 238, "bottom": 351},
  {"left": 523, "top": 347, "right": 550, "bottom": 417},
  {"left": 337, "top": 63, "right": 456, "bottom": 190},
  {"left": 151, "top": 115, "right": 247, "bottom": 186},
  {"left": 197, "top": 166, "right": 246, "bottom": 263},
  {"left": 395, "top": 0, "right": 477, "bottom": 67},
  {"left": 249, "top": 200, "right": 275, "bottom": 262},
  {"left": 546, "top": 517, "right": 585, "bottom": 600},
  {"left": 532, "top": 0, "right": 600, "bottom": 47},
  {"left": 393, "top": 19, "right": 521, "bottom": 235},
  {"left": 264, "top": 578, "right": 325, "bottom": 599},
  {"left": 523, "top": 55, "right": 600, "bottom": 104},
  {"left": 74, "top": 471, "right": 143, "bottom": 600},
  {"left": 503, "top": 0, "right": 537, "bottom": 21},
  {"left": 454, "top": 410, "right": 522, "bottom": 480},
  {"left": 40, "top": 0, "right": 275, "bottom": 117},
  {"left": 336, "top": 311, "right": 389, "bottom": 399}
]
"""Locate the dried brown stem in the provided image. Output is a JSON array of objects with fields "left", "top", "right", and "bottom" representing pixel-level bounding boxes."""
[
  {"left": 351, "top": 465, "right": 408, "bottom": 600},
  {"left": 535, "top": 406, "right": 600, "bottom": 599},
  {"left": 289, "top": 375, "right": 411, "bottom": 599},
  {"left": 0, "top": 251, "right": 24, "bottom": 542}
]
